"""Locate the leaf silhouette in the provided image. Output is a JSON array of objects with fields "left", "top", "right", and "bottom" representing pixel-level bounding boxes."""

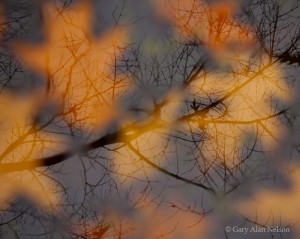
[{"left": 14, "top": 2, "right": 130, "bottom": 131}]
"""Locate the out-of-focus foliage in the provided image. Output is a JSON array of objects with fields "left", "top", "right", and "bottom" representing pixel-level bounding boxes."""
[
  {"left": 113, "top": 91, "right": 182, "bottom": 182},
  {"left": 112, "top": 130, "right": 171, "bottom": 183},
  {"left": 0, "top": 93, "right": 62, "bottom": 210},
  {"left": 81, "top": 197, "right": 214, "bottom": 239},
  {"left": 236, "top": 166, "right": 300, "bottom": 231},
  {"left": 188, "top": 56, "right": 290, "bottom": 165},
  {"left": 155, "top": 0, "right": 254, "bottom": 61},
  {"left": 0, "top": 0, "right": 298, "bottom": 238},
  {"left": 155, "top": 0, "right": 291, "bottom": 165},
  {"left": 15, "top": 2, "right": 130, "bottom": 131}
]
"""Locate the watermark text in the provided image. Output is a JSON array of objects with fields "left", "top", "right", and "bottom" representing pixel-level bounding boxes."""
[{"left": 225, "top": 225, "right": 291, "bottom": 234}]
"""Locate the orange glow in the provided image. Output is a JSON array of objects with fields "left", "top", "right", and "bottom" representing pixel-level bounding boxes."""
[
  {"left": 161, "top": 90, "right": 184, "bottom": 122},
  {"left": 154, "top": 0, "right": 290, "bottom": 165},
  {"left": 112, "top": 129, "right": 172, "bottom": 184},
  {"left": 112, "top": 90, "right": 184, "bottom": 184},
  {"left": 0, "top": 171, "right": 59, "bottom": 211},
  {"left": 188, "top": 56, "right": 290, "bottom": 165},
  {"left": 0, "top": 94, "right": 63, "bottom": 164},
  {"left": 155, "top": 0, "right": 255, "bottom": 60},
  {"left": 0, "top": 93, "right": 63, "bottom": 211},
  {"left": 15, "top": 2, "right": 130, "bottom": 131},
  {"left": 71, "top": 222, "right": 110, "bottom": 239}
]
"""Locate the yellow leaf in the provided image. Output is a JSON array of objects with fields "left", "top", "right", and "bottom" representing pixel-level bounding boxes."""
[{"left": 14, "top": 2, "right": 130, "bottom": 131}]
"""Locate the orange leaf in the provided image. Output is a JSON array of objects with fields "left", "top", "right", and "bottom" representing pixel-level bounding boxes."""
[
  {"left": 14, "top": 2, "right": 130, "bottom": 131},
  {"left": 90, "top": 225, "right": 110, "bottom": 239},
  {"left": 155, "top": 0, "right": 254, "bottom": 61},
  {"left": 187, "top": 56, "right": 290, "bottom": 165},
  {"left": 0, "top": 93, "right": 64, "bottom": 211}
]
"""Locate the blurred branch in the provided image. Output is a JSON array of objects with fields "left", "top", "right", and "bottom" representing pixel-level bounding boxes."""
[
  {"left": 126, "top": 142, "right": 216, "bottom": 194},
  {"left": 276, "top": 52, "right": 300, "bottom": 66}
]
